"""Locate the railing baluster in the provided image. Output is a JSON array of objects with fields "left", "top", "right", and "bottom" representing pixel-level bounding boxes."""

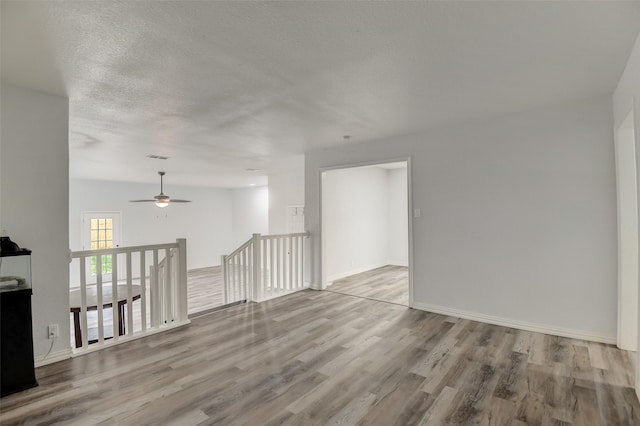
[
  {"left": 280, "top": 237, "right": 285, "bottom": 290},
  {"left": 298, "top": 236, "right": 304, "bottom": 288},
  {"left": 241, "top": 247, "right": 247, "bottom": 301},
  {"left": 270, "top": 238, "right": 275, "bottom": 293},
  {"left": 298, "top": 235, "right": 303, "bottom": 288},
  {"left": 231, "top": 254, "right": 235, "bottom": 302},
  {"left": 293, "top": 236, "right": 298, "bottom": 289},
  {"left": 246, "top": 246, "right": 251, "bottom": 301},
  {"left": 232, "top": 255, "right": 237, "bottom": 302},
  {"left": 246, "top": 246, "right": 249, "bottom": 300},
  {"left": 140, "top": 251, "right": 147, "bottom": 332},
  {"left": 228, "top": 257, "right": 232, "bottom": 302},
  {"left": 279, "top": 237, "right": 283, "bottom": 290},
  {"left": 238, "top": 253, "right": 242, "bottom": 301},
  {"left": 80, "top": 256, "right": 88, "bottom": 349},
  {"left": 112, "top": 254, "right": 119, "bottom": 342},
  {"left": 152, "top": 249, "right": 159, "bottom": 328},
  {"left": 126, "top": 251, "right": 133, "bottom": 335},
  {"left": 252, "top": 234, "right": 261, "bottom": 302},
  {"left": 262, "top": 239, "right": 266, "bottom": 297},
  {"left": 164, "top": 248, "right": 171, "bottom": 324},
  {"left": 158, "top": 253, "right": 164, "bottom": 324},
  {"left": 96, "top": 254, "right": 104, "bottom": 344},
  {"left": 231, "top": 257, "right": 235, "bottom": 301},
  {"left": 172, "top": 250, "right": 177, "bottom": 321},
  {"left": 240, "top": 250, "right": 244, "bottom": 301},
  {"left": 288, "top": 236, "right": 293, "bottom": 290},
  {"left": 249, "top": 245, "right": 252, "bottom": 300},
  {"left": 282, "top": 237, "right": 286, "bottom": 291},
  {"left": 221, "top": 255, "right": 227, "bottom": 305},
  {"left": 275, "top": 238, "right": 282, "bottom": 290},
  {"left": 300, "top": 233, "right": 305, "bottom": 287}
]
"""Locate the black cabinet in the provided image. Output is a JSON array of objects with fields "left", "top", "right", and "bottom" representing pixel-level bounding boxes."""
[{"left": 1, "top": 288, "right": 37, "bottom": 396}]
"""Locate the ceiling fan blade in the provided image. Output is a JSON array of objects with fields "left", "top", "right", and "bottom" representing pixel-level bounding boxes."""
[{"left": 131, "top": 172, "right": 193, "bottom": 206}]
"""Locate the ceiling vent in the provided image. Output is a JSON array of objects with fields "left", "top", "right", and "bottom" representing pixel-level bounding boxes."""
[{"left": 147, "top": 154, "right": 170, "bottom": 160}]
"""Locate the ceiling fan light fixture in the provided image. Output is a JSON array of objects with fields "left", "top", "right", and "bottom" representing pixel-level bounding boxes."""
[
  {"left": 154, "top": 193, "right": 170, "bottom": 208},
  {"left": 129, "top": 171, "right": 192, "bottom": 207}
]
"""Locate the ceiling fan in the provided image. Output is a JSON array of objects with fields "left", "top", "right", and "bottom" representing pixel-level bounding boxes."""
[{"left": 130, "top": 171, "right": 192, "bottom": 208}]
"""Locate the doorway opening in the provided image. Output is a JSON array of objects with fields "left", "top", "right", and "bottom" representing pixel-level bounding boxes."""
[
  {"left": 320, "top": 160, "right": 411, "bottom": 306},
  {"left": 615, "top": 107, "right": 638, "bottom": 351}
]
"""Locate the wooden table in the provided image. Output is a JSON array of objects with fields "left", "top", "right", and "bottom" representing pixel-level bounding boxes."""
[{"left": 69, "top": 284, "right": 141, "bottom": 348}]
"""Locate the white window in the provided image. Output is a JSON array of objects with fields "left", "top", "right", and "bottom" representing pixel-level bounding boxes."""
[{"left": 81, "top": 212, "right": 121, "bottom": 278}]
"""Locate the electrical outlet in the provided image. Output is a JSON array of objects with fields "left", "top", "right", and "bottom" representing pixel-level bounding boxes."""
[{"left": 48, "top": 324, "right": 59, "bottom": 339}]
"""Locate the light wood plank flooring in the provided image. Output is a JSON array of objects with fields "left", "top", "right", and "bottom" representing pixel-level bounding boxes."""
[
  {"left": 187, "top": 266, "right": 223, "bottom": 314},
  {"left": 4, "top": 290, "right": 638, "bottom": 425},
  {"left": 329, "top": 265, "right": 408, "bottom": 306}
]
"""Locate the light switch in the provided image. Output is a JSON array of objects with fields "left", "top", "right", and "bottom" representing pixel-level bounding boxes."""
[{"left": 414, "top": 208, "right": 421, "bottom": 218}]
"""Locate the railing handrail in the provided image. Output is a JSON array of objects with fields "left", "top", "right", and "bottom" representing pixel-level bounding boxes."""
[
  {"left": 227, "top": 237, "right": 254, "bottom": 258},
  {"left": 259, "top": 231, "right": 309, "bottom": 240},
  {"left": 71, "top": 242, "right": 179, "bottom": 258},
  {"left": 222, "top": 232, "right": 309, "bottom": 259}
]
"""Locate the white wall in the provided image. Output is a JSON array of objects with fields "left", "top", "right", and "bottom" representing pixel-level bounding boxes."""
[
  {"left": 388, "top": 168, "right": 409, "bottom": 266},
  {"left": 323, "top": 166, "right": 408, "bottom": 282},
  {"left": 613, "top": 31, "right": 640, "bottom": 393},
  {"left": 307, "top": 95, "right": 617, "bottom": 342},
  {"left": 323, "top": 167, "right": 389, "bottom": 281},
  {"left": 1, "top": 85, "right": 70, "bottom": 359},
  {"left": 231, "top": 186, "right": 269, "bottom": 246},
  {"left": 268, "top": 155, "right": 305, "bottom": 234},
  {"left": 70, "top": 179, "right": 234, "bottom": 270},
  {"left": 70, "top": 180, "right": 270, "bottom": 271}
]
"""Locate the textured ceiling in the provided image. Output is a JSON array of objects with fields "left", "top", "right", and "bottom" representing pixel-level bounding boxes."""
[{"left": 2, "top": 1, "right": 640, "bottom": 187}]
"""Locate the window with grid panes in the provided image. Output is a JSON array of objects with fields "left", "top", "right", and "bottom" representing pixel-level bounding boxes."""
[{"left": 90, "top": 218, "right": 114, "bottom": 275}]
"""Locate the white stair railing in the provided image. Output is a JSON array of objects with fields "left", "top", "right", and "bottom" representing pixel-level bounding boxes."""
[
  {"left": 221, "top": 232, "right": 308, "bottom": 304},
  {"left": 69, "top": 238, "right": 188, "bottom": 353}
]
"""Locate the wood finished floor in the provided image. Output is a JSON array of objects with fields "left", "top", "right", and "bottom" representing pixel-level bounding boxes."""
[
  {"left": 187, "top": 266, "right": 224, "bottom": 314},
  {"left": 329, "top": 265, "right": 409, "bottom": 306},
  {"left": 5, "top": 290, "right": 638, "bottom": 425}
]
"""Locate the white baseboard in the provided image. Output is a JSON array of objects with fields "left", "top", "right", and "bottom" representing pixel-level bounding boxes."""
[
  {"left": 387, "top": 260, "right": 409, "bottom": 267},
  {"left": 412, "top": 302, "right": 616, "bottom": 345},
  {"left": 35, "top": 347, "right": 72, "bottom": 367}
]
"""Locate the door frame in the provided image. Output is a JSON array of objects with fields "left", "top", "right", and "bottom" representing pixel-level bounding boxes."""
[
  {"left": 319, "top": 157, "right": 414, "bottom": 308},
  {"left": 615, "top": 105, "right": 638, "bottom": 352}
]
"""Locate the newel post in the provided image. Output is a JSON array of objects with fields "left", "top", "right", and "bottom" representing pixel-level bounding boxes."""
[
  {"left": 252, "top": 233, "right": 262, "bottom": 302},
  {"left": 176, "top": 238, "right": 188, "bottom": 322}
]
